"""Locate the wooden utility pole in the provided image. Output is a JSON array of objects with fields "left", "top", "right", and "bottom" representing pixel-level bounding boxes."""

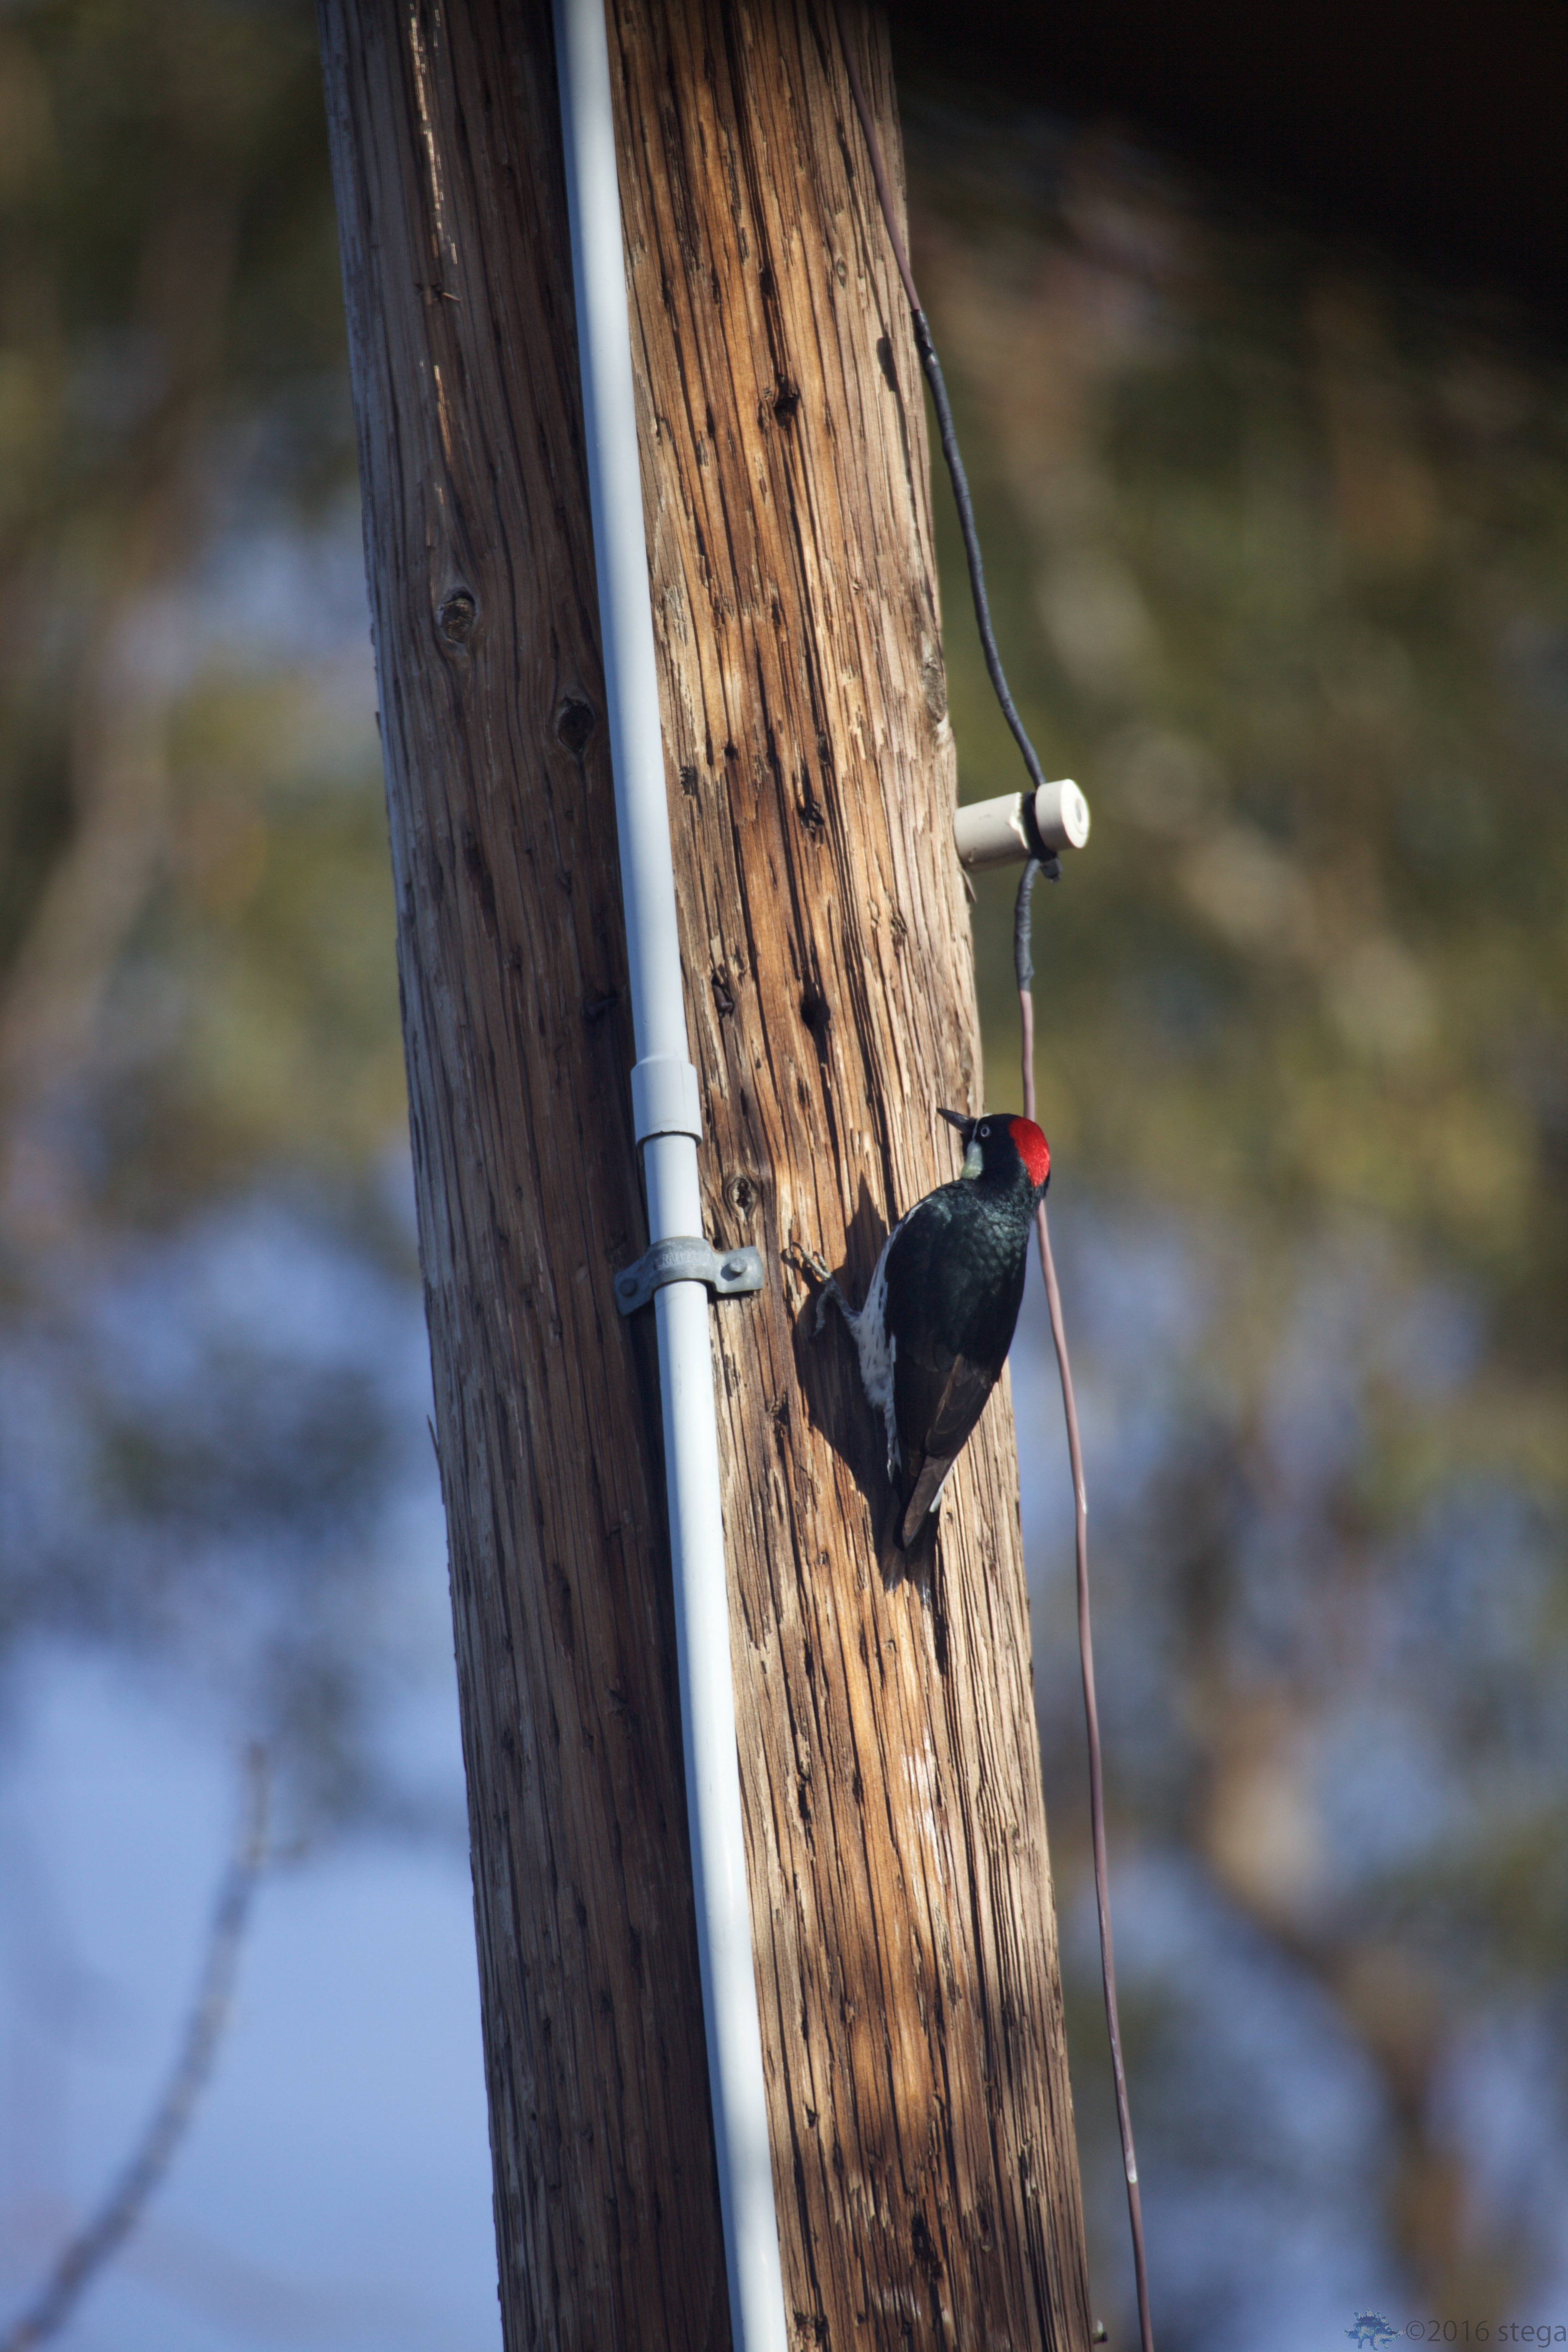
[{"left": 318, "top": 3, "right": 1092, "bottom": 2347}]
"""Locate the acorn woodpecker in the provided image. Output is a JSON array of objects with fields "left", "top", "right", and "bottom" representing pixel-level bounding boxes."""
[{"left": 809, "top": 1108, "right": 1051, "bottom": 1548}]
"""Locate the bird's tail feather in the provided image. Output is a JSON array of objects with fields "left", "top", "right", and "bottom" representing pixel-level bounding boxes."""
[{"left": 898, "top": 1454, "right": 957, "bottom": 1550}]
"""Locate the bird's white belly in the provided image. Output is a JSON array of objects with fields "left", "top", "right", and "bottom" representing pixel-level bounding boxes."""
[{"left": 851, "top": 1235, "right": 900, "bottom": 1478}]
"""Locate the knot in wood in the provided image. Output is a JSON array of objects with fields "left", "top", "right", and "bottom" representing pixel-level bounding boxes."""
[
  {"left": 437, "top": 587, "right": 477, "bottom": 645},
  {"left": 799, "top": 987, "right": 830, "bottom": 1039},
  {"left": 555, "top": 696, "right": 597, "bottom": 756}
]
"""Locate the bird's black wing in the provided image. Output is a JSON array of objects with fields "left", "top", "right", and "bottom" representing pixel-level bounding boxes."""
[
  {"left": 894, "top": 1361, "right": 1003, "bottom": 1545},
  {"left": 883, "top": 1187, "right": 1024, "bottom": 1545}
]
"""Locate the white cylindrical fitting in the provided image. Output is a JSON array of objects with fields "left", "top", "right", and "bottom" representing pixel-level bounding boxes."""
[
  {"left": 953, "top": 789, "right": 1036, "bottom": 869},
  {"left": 1034, "top": 776, "right": 1092, "bottom": 853},
  {"left": 954, "top": 778, "right": 1091, "bottom": 868}
]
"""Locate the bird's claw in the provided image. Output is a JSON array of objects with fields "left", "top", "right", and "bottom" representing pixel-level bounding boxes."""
[{"left": 792, "top": 1247, "right": 843, "bottom": 1336}]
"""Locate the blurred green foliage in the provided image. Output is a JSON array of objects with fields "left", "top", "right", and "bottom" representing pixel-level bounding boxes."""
[
  {"left": 924, "top": 125, "right": 1568, "bottom": 1361},
  {"left": 0, "top": 0, "right": 384, "bottom": 1238},
  {"left": 0, "top": 0, "right": 411, "bottom": 1844}
]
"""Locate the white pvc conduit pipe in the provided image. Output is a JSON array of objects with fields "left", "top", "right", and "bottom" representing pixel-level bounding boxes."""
[{"left": 552, "top": 7, "right": 789, "bottom": 2349}]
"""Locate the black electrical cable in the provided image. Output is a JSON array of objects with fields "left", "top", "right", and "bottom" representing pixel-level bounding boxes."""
[
  {"left": 833, "top": 15, "right": 1155, "bottom": 2348},
  {"left": 915, "top": 319, "right": 1058, "bottom": 882},
  {"left": 1014, "top": 852, "right": 1044, "bottom": 991},
  {"left": 830, "top": 5, "right": 1060, "bottom": 876}
]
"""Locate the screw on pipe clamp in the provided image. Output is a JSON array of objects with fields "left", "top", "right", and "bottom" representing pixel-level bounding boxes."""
[{"left": 614, "top": 1237, "right": 765, "bottom": 1315}]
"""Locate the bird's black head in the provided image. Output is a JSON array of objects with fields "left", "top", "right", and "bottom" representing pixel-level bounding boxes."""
[{"left": 939, "top": 1107, "right": 1051, "bottom": 1198}]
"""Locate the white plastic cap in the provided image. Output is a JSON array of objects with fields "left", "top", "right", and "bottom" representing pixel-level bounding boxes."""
[
  {"left": 952, "top": 779, "right": 1091, "bottom": 868},
  {"left": 1032, "top": 777, "right": 1091, "bottom": 854}
]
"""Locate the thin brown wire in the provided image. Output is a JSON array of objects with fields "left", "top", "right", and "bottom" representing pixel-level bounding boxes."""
[
  {"left": 1020, "top": 910, "right": 1154, "bottom": 2352},
  {"left": 832, "top": 9, "right": 1155, "bottom": 2342}
]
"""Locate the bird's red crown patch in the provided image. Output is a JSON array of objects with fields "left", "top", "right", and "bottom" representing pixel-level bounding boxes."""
[{"left": 1008, "top": 1117, "right": 1051, "bottom": 1188}]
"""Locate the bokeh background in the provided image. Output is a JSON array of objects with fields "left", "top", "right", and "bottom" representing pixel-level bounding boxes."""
[{"left": 1, "top": 6, "right": 1565, "bottom": 2348}]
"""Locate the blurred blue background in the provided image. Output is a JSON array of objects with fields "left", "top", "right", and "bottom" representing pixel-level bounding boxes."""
[{"left": 1, "top": 8, "right": 1565, "bottom": 2349}]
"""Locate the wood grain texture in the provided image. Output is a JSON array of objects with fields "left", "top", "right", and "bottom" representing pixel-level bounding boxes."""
[
  {"left": 320, "top": 0, "right": 1092, "bottom": 2343},
  {"left": 612, "top": 5, "right": 1093, "bottom": 2345},
  {"left": 318, "top": 5, "right": 730, "bottom": 2345}
]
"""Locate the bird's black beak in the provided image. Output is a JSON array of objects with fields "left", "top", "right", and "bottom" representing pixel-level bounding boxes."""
[{"left": 939, "top": 1106, "right": 982, "bottom": 1178}]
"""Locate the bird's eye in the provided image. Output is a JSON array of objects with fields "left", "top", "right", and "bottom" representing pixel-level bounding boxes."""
[{"left": 978, "top": 1123, "right": 989, "bottom": 1138}]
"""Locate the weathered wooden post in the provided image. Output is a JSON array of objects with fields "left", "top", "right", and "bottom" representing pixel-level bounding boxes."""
[{"left": 317, "top": 2, "right": 1092, "bottom": 2342}]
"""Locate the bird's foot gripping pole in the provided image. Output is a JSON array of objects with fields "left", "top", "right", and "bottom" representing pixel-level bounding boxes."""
[{"left": 792, "top": 1247, "right": 856, "bottom": 1338}]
